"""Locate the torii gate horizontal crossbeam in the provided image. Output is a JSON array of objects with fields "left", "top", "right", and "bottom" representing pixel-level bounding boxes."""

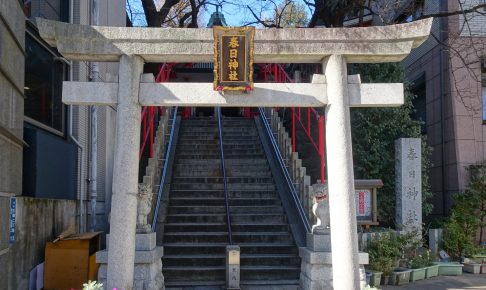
[
  {"left": 62, "top": 78, "right": 404, "bottom": 107},
  {"left": 37, "top": 18, "right": 432, "bottom": 64}
]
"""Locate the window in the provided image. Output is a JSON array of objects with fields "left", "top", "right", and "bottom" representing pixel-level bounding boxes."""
[
  {"left": 24, "top": 29, "right": 68, "bottom": 134},
  {"left": 22, "top": 0, "right": 70, "bottom": 22},
  {"left": 411, "top": 74, "right": 427, "bottom": 134}
]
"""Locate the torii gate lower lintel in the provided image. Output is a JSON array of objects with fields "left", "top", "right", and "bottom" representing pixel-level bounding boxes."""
[{"left": 37, "top": 18, "right": 432, "bottom": 290}]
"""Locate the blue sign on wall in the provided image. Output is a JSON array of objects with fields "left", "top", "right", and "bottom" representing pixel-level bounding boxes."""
[{"left": 9, "top": 197, "right": 16, "bottom": 245}]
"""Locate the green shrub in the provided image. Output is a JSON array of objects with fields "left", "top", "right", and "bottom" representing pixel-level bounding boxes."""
[
  {"left": 442, "top": 164, "right": 486, "bottom": 260},
  {"left": 367, "top": 232, "right": 402, "bottom": 275}
]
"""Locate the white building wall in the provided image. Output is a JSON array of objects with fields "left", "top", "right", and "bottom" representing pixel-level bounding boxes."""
[{"left": 71, "top": 0, "right": 125, "bottom": 232}]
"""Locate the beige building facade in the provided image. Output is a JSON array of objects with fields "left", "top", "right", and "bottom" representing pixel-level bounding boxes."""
[{"left": 403, "top": 0, "right": 486, "bottom": 218}]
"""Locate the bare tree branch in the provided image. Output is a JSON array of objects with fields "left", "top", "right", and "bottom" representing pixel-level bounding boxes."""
[{"left": 417, "top": 4, "right": 486, "bottom": 20}]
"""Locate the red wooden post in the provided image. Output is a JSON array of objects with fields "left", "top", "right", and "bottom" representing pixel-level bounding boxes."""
[
  {"left": 149, "top": 107, "right": 154, "bottom": 158},
  {"left": 183, "top": 107, "right": 191, "bottom": 119},
  {"left": 307, "top": 108, "right": 311, "bottom": 134},
  {"left": 292, "top": 107, "right": 296, "bottom": 152},
  {"left": 318, "top": 115, "right": 325, "bottom": 184}
]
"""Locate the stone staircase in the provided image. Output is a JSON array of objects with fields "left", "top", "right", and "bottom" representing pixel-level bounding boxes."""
[{"left": 162, "top": 117, "right": 300, "bottom": 288}]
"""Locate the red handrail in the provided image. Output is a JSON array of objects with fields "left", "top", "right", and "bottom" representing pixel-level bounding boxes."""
[
  {"left": 264, "top": 64, "right": 326, "bottom": 184},
  {"left": 139, "top": 63, "right": 175, "bottom": 160}
]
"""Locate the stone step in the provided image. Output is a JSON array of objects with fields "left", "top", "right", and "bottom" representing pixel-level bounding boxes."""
[
  {"left": 240, "top": 254, "right": 301, "bottom": 267},
  {"left": 162, "top": 266, "right": 225, "bottom": 283},
  {"left": 171, "top": 183, "right": 276, "bottom": 191},
  {"left": 164, "top": 223, "right": 289, "bottom": 233},
  {"left": 165, "top": 280, "right": 225, "bottom": 289},
  {"left": 163, "top": 254, "right": 225, "bottom": 267},
  {"left": 169, "top": 197, "right": 280, "bottom": 206},
  {"left": 168, "top": 206, "right": 226, "bottom": 215},
  {"left": 175, "top": 153, "right": 265, "bottom": 159},
  {"left": 174, "top": 159, "right": 267, "bottom": 165},
  {"left": 168, "top": 205, "right": 284, "bottom": 215},
  {"left": 240, "top": 266, "right": 300, "bottom": 281},
  {"left": 163, "top": 243, "right": 298, "bottom": 255},
  {"left": 169, "top": 197, "right": 225, "bottom": 206},
  {"left": 177, "top": 144, "right": 261, "bottom": 151},
  {"left": 171, "top": 177, "right": 274, "bottom": 184},
  {"left": 230, "top": 213, "right": 287, "bottom": 223},
  {"left": 163, "top": 243, "right": 227, "bottom": 255},
  {"left": 163, "top": 232, "right": 229, "bottom": 243},
  {"left": 177, "top": 139, "right": 258, "bottom": 145},
  {"left": 181, "top": 127, "right": 256, "bottom": 133},
  {"left": 232, "top": 232, "right": 293, "bottom": 244},
  {"left": 173, "top": 170, "right": 271, "bottom": 178},
  {"left": 165, "top": 214, "right": 227, "bottom": 223},
  {"left": 169, "top": 190, "right": 278, "bottom": 199}
]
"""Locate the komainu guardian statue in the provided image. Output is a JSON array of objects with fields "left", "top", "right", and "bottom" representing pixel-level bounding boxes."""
[
  {"left": 311, "top": 183, "right": 330, "bottom": 235},
  {"left": 137, "top": 183, "right": 153, "bottom": 233}
]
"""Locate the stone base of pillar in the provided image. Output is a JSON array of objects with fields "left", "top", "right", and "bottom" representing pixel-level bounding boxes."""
[
  {"left": 96, "top": 233, "right": 165, "bottom": 290},
  {"left": 299, "top": 233, "right": 369, "bottom": 290}
]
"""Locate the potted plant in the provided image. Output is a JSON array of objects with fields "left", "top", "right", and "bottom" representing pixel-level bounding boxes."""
[
  {"left": 365, "top": 269, "right": 382, "bottom": 287},
  {"left": 408, "top": 251, "right": 430, "bottom": 281},
  {"left": 425, "top": 263, "right": 440, "bottom": 278},
  {"left": 366, "top": 231, "right": 401, "bottom": 285},
  {"left": 389, "top": 267, "right": 412, "bottom": 285}
]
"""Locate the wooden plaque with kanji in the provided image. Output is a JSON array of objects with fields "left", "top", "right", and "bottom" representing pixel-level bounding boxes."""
[{"left": 213, "top": 26, "right": 255, "bottom": 91}]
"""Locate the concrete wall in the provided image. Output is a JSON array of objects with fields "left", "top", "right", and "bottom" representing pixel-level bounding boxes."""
[
  {"left": 1, "top": 197, "right": 76, "bottom": 290},
  {"left": 0, "top": 0, "right": 25, "bottom": 196},
  {"left": 0, "top": 1, "right": 25, "bottom": 288}
]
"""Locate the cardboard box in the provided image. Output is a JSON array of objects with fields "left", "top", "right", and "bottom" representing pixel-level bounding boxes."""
[{"left": 44, "top": 232, "right": 102, "bottom": 290}]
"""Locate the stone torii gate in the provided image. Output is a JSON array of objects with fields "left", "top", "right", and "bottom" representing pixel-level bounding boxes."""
[{"left": 37, "top": 18, "right": 432, "bottom": 290}]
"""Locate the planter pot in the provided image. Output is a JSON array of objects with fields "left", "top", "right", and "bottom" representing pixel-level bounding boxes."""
[
  {"left": 409, "top": 267, "right": 426, "bottom": 281},
  {"left": 434, "top": 262, "right": 464, "bottom": 276},
  {"left": 471, "top": 254, "right": 486, "bottom": 264},
  {"left": 389, "top": 268, "right": 411, "bottom": 285},
  {"left": 366, "top": 272, "right": 372, "bottom": 285},
  {"left": 380, "top": 275, "right": 389, "bottom": 286},
  {"left": 425, "top": 265, "right": 439, "bottom": 278},
  {"left": 463, "top": 263, "right": 482, "bottom": 274},
  {"left": 367, "top": 271, "right": 382, "bottom": 287}
]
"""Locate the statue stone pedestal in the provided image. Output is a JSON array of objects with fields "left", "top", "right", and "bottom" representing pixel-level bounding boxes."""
[
  {"left": 300, "top": 233, "right": 333, "bottom": 290},
  {"left": 300, "top": 233, "right": 369, "bottom": 290},
  {"left": 97, "top": 233, "right": 164, "bottom": 290}
]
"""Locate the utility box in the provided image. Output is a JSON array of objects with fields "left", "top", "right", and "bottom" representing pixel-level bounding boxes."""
[{"left": 44, "top": 232, "right": 102, "bottom": 290}]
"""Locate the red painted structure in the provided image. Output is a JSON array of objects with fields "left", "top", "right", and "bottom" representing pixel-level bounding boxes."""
[{"left": 140, "top": 63, "right": 326, "bottom": 183}]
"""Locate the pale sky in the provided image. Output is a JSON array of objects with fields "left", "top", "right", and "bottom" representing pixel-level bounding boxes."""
[{"left": 127, "top": 0, "right": 312, "bottom": 27}]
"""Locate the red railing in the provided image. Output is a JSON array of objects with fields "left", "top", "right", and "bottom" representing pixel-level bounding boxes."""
[
  {"left": 262, "top": 64, "right": 326, "bottom": 184},
  {"left": 139, "top": 63, "right": 175, "bottom": 160}
]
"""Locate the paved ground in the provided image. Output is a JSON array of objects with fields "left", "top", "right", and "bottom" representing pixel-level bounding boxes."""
[{"left": 381, "top": 274, "right": 486, "bottom": 290}]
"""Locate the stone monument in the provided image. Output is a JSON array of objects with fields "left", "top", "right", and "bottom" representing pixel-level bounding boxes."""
[{"left": 395, "top": 138, "right": 422, "bottom": 234}]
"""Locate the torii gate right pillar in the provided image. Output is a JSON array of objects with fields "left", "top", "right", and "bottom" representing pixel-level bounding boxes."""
[{"left": 324, "top": 54, "right": 360, "bottom": 289}]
